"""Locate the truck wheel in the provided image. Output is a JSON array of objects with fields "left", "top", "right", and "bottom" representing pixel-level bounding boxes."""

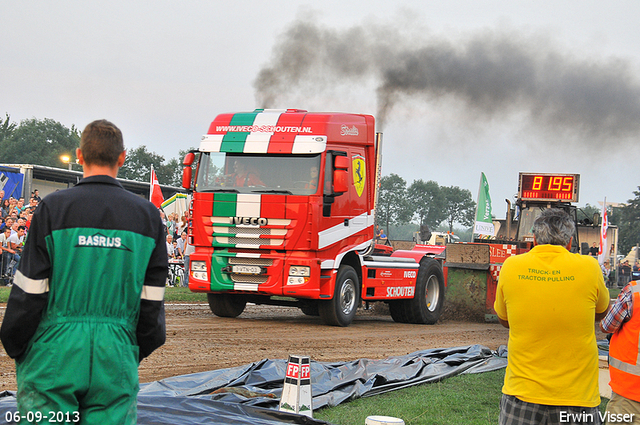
[
  {"left": 389, "top": 300, "right": 410, "bottom": 323},
  {"left": 319, "top": 265, "right": 359, "bottom": 327},
  {"left": 407, "top": 259, "right": 445, "bottom": 324},
  {"left": 207, "top": 293, "right": 246, "bottom": 318},
  {"left": 299, "top": 301, "right": 320, "bottom": 316}
]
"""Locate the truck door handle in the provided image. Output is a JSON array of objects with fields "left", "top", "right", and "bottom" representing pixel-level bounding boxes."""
[{"left": 344, "top": 219, "right": 349, "bottom": 226}]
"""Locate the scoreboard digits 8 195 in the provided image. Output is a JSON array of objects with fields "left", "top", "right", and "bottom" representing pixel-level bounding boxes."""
[{"left": 518, "top": 173, "right": 580, "bottom": 203}]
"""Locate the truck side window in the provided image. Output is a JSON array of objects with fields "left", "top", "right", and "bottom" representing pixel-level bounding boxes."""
[
  {"left": 323, "top": 152, "right": 333, "bottom": 197},
  {"left": 322, "top": 151, "right": 348, "bottom": 217}
]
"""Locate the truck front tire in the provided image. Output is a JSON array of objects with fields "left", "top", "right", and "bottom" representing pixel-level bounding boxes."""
[
  {"left": 299, "top": 301, "right": 320, "bottom": 316},
  {"left": 319, "top": 265, "right": 359, "bottom": 327},
  {"left": 389, "top": 300, "right": 410, "bottom": 323},
  {"left": 207, "top": 293, "right": 246, "bottom": 318}
]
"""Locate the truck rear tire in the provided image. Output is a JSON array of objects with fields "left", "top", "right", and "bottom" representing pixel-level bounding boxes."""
[
  {"left": 207, "top": 293, "right": 246, "bottom": 318},
  {"left": 406, "top": 259, "right": 445, "bottom": 324},
  {"left": 319, "top": 265, "right": 359, "bottom": 327}
]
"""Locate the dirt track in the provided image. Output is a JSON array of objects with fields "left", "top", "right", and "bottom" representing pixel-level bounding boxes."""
[{"left": 1, "top": 302, "right": 513, "bottom": 391}]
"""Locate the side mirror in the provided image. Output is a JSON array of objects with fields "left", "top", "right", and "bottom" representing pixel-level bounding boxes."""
[
  {"left": 183, "top": 152, "right": 195, "bottom": 166},
  {"left": 333, "top": 155, "right": 349, "bottom": 194},
  {"left": 334, "top": 155, "right": 349, "bottom": 170},
  {"left": 182, "top": 152, "right": 196, "bottom": 190},
  {"left": 182, "top": 167, "right": 192, "bottom": 190},
  {"left": 333, "top": 170, "right": 348, "bottom": 193}
]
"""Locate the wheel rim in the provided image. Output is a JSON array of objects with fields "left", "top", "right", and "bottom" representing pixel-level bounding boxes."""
[
  {"left": 340, "top": 278, "right": 356, "bottom": 315},
  {"left": 425, "top": 275, "right": 440, "bottom": 312}
]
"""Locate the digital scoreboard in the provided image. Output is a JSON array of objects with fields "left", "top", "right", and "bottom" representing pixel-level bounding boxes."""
[{"left": 518, "top": 173, "right": 579, "bottom": 203}]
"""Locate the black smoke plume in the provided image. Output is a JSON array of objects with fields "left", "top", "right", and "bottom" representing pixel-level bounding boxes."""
[{"left": 254, "top": 18, "right": 640, "bottom": 144}]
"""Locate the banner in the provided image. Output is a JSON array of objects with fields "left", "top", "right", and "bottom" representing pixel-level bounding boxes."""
[
  {"left": 597, "top": 198, "right": 608, "bottom": 265},
  {"left": 150, "top": 165, "right": 164, "bottom": 208},
  {"left": 0, "top": 166, "right": 24, "bottom": 200},
  {"left": 161, "top": 193, "right": 189, "bottom": 218},
  {"left": 474, "top": 172, "right": 495, "bottom": 236}
]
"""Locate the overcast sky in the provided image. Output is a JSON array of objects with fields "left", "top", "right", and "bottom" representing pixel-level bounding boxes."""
[{"left": 2, "top": 0, "right": 639, "bottom": 216}]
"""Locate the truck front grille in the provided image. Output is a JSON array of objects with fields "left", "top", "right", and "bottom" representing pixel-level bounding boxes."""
[
  {"left": 230, "top": 274, "right": 269, "bottom": 284},
  {"left": 228, "top": 257, "right": 273, "bottom": 267},
  {"left": 209, "top": 217, "right": 291, "bottom": 249}
]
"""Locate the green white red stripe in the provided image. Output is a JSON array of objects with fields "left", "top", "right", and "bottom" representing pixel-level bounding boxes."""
[
  {"left": 201, "top": 109, "right": 328, "bottom": 154},
  {"left": 208, "top": 193, "right": 290, "bottom": 249}
]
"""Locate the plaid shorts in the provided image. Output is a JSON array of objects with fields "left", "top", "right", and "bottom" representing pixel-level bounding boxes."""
[{"left": 500, "top": 394, "right": 602, "bottom": 425}]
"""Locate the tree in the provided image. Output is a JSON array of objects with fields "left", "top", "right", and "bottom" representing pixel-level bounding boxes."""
[
  {"left": 376, "top": 174, "right": 412, "bottom": 239},
  {"left": 119, "top": 146, "right": 165, "bottom": 182},
  {"left": 119, "top": 146, "right": 195, "bottom": 187},
  {"left": 119, "top": 145, "right": 179, "bottom": 187},
  {"left": 0, "top": 118, "right": 80, "bottom": 167},
  {"left": 0, "top": 114, "right": 191, "bottom": 187},
  {"left": 407, "top": 179, "right": 447, "bottom": 231},
  {"left": 577, "top": 203, "right": 601, "bottom": 225},
  {"left": 441, "top": 185, "right": 476, "bottom": 233},
  {"left": 168, "top": 147, "right": 198, "bottom": 188},
  {"left": 0, "top": 113, "right": 16, "bottom": 145},
  {"left": 616, "top": 187, "right": 640, "bottom": 255}
]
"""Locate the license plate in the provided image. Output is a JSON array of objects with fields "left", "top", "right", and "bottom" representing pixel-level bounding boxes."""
[{"left": 231, "top": 265, "right": 262, "bottom": 275}]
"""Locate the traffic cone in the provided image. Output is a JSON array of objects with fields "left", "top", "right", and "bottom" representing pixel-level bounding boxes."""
[{"left": 279, "top": 355, "right": 313, "bottom": 417}]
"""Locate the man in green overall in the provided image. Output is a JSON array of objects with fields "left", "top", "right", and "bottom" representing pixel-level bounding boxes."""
[{"left": 1, "top": 120, "right": 167, "bottom": 424}]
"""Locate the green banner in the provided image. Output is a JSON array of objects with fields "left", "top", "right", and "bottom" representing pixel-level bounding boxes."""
[{"left": 474, "top": 172, "right": 494, "bottom": 236}]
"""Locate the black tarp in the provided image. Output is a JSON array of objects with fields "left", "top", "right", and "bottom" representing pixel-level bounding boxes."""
[{"left": 0, "top": 344, "right": 506, "bottom": 425}]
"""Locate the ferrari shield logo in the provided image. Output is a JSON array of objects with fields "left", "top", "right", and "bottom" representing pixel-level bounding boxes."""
[{"left": 352, "top": 155, "right": 365, "bottom": 197}]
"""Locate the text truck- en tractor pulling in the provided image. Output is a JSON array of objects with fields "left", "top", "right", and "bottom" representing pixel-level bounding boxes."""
[{"left": 181, "top": 109, "right": 446, "bottom": 326}]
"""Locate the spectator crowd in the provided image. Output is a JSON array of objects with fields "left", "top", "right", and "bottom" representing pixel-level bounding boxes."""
[
  {"left": 0, "top": 189, "right": 41, "bottom": 284},
  {"left": 159, "top": 209, "right": 194, "bottom": 287},
  {"left": 0, "top": 187, "right": 194, "bottom": 287},
  {"left": 160, "top": 211, "right": 190, "bottom": 260}
]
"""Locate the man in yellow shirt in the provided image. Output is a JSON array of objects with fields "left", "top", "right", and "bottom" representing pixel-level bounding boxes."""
[{"left": 495, "top": 208, "right": 610, "bottom": 425}]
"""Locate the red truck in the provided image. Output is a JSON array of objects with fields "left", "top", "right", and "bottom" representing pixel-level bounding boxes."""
[{"left": 181, "top": 109, "right": 445, "bottom": 326}]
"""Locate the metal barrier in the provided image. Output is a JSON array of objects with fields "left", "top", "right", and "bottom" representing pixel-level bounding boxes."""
[
  {"left": 168, "top": 259, "right": 185, "bottom": 287},
  {"left": 1, "top": 253, "right": 15, "bottom": 286}
]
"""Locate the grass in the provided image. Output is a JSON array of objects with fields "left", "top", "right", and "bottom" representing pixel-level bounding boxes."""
[
  {"left": 0, "top": 285, "right": 617, "bottom": 424},
  {"left": 2, "top": 284, "right": 622, "bottom": 304},
  {"left": 163, "top": 286, "right": 208, "bottom": 302},
  {"left": 0, "top": 286, "right": 9, "bottom": 303},
  {"left": 0, "top": 286, "right": 207, "bottom": 304},
  {"left": 608, "top": 287, "right": 621, "bottom": 299},
  {"left": 314, "top": 369, "right": 610, "bottom": 425},
  {"left": 315, "top": 370, "right": 506, "bottom": 425}
]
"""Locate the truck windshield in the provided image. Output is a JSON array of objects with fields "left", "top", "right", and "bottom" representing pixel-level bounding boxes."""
[{"left": 195, "top": 152, "right": 322, "bottom": 195}]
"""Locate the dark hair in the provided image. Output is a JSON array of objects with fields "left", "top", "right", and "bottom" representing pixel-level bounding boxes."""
[
  {"left": 17, "top": 225, "right": 26, "bottom": 232},
  {"left": 532, "top": 209, "right": 575, "bottom": 246},
  {"left": 80, "top": 120, "right": 124, "bottom": 166}
]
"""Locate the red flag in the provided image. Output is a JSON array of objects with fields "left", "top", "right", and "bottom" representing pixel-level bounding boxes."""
[
  {"left": 597, "top": 198, "right": 608, "bottom": 265},
  {"left": 150, "top": 166, "right": 164, "bottom": 208}
]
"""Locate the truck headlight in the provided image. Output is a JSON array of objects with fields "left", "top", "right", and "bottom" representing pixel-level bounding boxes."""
[
  {"left": 288, "top": 266, "right": 310, "bottom": 285},
  {"left": 191, "top": 261, "right": 208, "bottom": 280},
  {"left": 289, "top": 266, "right": 310, "bottom": 277},
  {"left": 191, "top": 261, "right": 207, "bottom": 272}
]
